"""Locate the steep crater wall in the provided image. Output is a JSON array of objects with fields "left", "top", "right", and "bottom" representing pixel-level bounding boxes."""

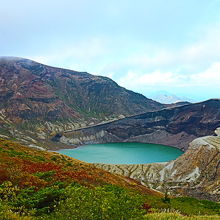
[
  {"left": 55, "top": 99, "right": 220, "bottom": 151},
  {"left": 94, "top": 128, "right": 220, "bottom": 201}
]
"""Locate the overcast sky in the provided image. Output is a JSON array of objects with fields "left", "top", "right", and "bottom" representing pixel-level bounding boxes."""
[{"left": 1, "top": 0, "right": 220, "bottom": 101}]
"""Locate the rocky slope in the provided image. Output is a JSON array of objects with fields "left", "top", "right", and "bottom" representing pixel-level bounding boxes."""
[
  {"left": 58, "top": 99, "right": 220, "bottom": 151},
  {"left": 0, "top": 57, "right": 164, "bottom": 147},
  {"left": 94, "top": 128, "right": 220, "bottom": 201}
]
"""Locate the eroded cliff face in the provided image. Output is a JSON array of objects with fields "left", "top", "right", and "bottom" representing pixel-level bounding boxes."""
[
  {"left": 94, "top": 129, "right": 220, "bottom": 201},
  {"left": 58, "top": 99, "right": 220, "bottom": 151}
]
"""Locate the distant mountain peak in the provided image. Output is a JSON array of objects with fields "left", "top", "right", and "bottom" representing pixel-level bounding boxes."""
[{"left": 149, "top": 91, "right": 192, "bottom": 104}]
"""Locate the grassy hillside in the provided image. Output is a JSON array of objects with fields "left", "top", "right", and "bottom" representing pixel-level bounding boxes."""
[{"left": 0, "top": 139, "right": 219, "bottom": 219}]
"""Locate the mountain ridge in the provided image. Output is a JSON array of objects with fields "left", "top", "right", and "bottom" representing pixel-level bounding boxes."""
[{"left": 0, "top": 57, "right": 164, "bottom": 120}]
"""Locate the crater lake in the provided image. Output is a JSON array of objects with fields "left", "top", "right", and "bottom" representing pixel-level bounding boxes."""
[{"left": 57, "top": 143, "right": 183, "bottom": 164}]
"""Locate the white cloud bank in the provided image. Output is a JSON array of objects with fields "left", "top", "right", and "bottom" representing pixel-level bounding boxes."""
[{"left": 118, "top": 62, "right": 220, "bottom": 89}]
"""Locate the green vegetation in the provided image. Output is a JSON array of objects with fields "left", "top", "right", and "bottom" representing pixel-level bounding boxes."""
[
  {"left": 0, "top": 139, "right": 219, "bottom": 219},
  {"left": 143, "top": 212, "right": 220, "bottom": 220},
  {"left": 42, "top": 184, "right": 145, "bottom": 220},
  {"left": 170, "top": 197, "right": 220, "bottom": 216}
]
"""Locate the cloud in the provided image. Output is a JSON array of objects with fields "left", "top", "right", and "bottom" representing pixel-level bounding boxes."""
[
  {"left": 191, "top": 62, "right": 220, "bottom": 86},
  {"left": 118, "top": 62, "right": 220, "bottom": 91},
  {"left": 98, "top": 24, "right": 220, "bottom": 100},
  {"left": 101, "top": 24, "right": 220, "bottom": 76}
]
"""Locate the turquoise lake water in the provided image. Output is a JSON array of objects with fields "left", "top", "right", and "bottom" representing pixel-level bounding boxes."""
[{"left": 57, "top": 142, "right": 183, "bottom": 164}]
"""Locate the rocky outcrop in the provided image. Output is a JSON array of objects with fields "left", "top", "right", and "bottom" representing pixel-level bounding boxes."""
[
  {"left": 94, "top": 128, "right": 220, "bottom": 201},
  {"left": 58, "top": 99, "right": 220, "bottom": 151}
]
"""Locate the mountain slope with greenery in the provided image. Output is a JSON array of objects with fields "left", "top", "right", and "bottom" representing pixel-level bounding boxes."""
[{"left": 0, "top": 139, "right": 220, "bottom": 219}]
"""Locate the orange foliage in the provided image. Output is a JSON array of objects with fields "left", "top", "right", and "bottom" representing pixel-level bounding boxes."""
[
  {"left": 0, "top": 139, "right": 162, "bottom": 197},
  {"left": 21, "top": 160, "right": 61, "bottom": 173}
]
